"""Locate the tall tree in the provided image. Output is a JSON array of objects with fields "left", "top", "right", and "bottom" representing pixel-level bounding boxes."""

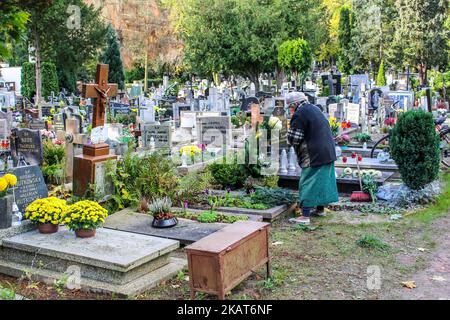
[
  {"left": 337, "top": 6, "right": 352, "bottom": 74},
  {"left": 0, "top": 0, "right": 28, "bottom": 60},
  {"left": 278, "top": 39, "right": 313, "bottom": 84},
  {"left": 100, "top": 25, "right": 125, "bottom": 90},
  {"left": 19, "top": 0, "right": 107, "bottom": 101},
  {"left": 169, "top": 0, "right": 286, "bottom": 91},
  {"left": 351, "top": 0, "right": 396, "bottom": 75},
  {"left": 389, "top": 0, "right": 449, "bottom": 85}
]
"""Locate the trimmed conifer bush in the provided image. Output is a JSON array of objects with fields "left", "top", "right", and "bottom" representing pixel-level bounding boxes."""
[{"left": 390, "top": 110, "right": 440, "bottom": 190}]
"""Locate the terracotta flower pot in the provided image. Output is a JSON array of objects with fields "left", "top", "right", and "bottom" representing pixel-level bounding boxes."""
[
  {"left": 38, "top": 223, "right": 59, "bottom": 234},
  {"left": 75, "top": 229, "right": 96, "bottom": 238},
  {"left": 350, "top": 191, "right": 372, "bottom": 202}
]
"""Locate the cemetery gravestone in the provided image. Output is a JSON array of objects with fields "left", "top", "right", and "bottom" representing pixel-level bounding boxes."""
[
  {"left": 12, "top": 165, "right": 48, "bottom": 213},
  {"left": 197, "top": 116, "right": 232, "bottom": 148},
  {"left": 110, "top": 102, "right": 131, "bottom": 117},
  {"left": 369, "top": 88, "right": 383, "bottom": 110},
  {"left": 346, "top": 103, "right": 360, "bottom": 125},
  {"left": 173, "top": 103, "right": 192, "bottom": 121},
  {"left": 28, "top": 119, "right": 46, "bottom": 131},
  {"left": 143, "top": 124, "right": 172, "bottom": 149},
  {"left": 0, "top": 111, "right": 12, "bottom": 136},
  {"left": 10, "top": 128, "right": 43, "bottom": 166}
]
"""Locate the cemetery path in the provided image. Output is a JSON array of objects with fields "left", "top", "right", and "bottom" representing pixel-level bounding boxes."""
[{"left": 388, "top": 215, "right": 450, "bottom": 300}]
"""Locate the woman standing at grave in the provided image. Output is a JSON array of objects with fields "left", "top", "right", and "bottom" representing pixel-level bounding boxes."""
[{"left": 286, "top": 92, "right": 338, "bottom": 225}]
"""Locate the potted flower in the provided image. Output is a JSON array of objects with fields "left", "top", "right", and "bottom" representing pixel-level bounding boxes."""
[
  {"left": 0, "top": 174, "right": 17, "bottom": 229},
  {"left": 61, "top": 200, "right": 108, "bottom": 238},
  {"left": 24, "top": 197, "right": 67, "bottom": 234},
  {"left": 149, "top": 197, "right": 178, "bottom": 228}
]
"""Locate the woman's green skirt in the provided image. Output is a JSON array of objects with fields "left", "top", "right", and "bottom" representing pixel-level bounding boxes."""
[{"left": 299, "top": 162, "right": 339, "bottom": 207}]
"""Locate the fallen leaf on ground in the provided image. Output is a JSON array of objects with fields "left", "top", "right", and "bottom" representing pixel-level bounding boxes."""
[
  {"left": 171, "top": 284, "right": 180, "bottom": 288},
  {"left": 185, "top": 276, "right": 189, "bottom": 282},
  {"left": 271, "top": 241, "right": 284, "bottom": 246},
  {"left": 431, "top": 276, "right": 446, "bottom": 282},
  {"left": 417, "top": 248, "right": 426, "bottom": 252},
  {"left": 401, "top": 281, "right": 417, "bottom": 289}
]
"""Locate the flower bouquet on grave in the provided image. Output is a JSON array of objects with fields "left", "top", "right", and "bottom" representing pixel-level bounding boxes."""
[
  {"left": 180, "top": 145, "right": 201, "bottom": 165},
  {"left": 349, "top": 153, "right": 376, "bottom": 202},
  {"left": 61, "top": 200, "right": 108, "bottom": 238},
  {"left": 329, "top": 117, "right": 340, "bottom": 138},
  {"left": 148, "top": 197, "right": 178, "bottom": 228},
  {"left": 25, "top": 197, "right": 67, "bottom": 234}
]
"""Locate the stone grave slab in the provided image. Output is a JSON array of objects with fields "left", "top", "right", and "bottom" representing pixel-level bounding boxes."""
[
  {"left": 0, "top": 227, "right": 185, "bottom": 296},
  {"left": 12, "top": 165, "right": 48, "bottom": 213},
  {"left": 104, "top": 209, "right": 227, "bottom": 245},
  {"left": 10, "top": 128, "right": 43, "bottom": 166}
]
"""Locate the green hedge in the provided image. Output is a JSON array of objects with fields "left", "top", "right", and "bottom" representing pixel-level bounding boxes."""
[
  {"left": 390, "top": 110, "right": 441, "bottom": 190},
  {"left": 21, "top": 61, "right": 59, "bottom": 100}
]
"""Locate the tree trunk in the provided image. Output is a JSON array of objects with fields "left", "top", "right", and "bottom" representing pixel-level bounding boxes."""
[
  {"left": 34, "top": 25, "right": 42, "bottom": 106},
  {"left": 249, "top": 73, "right": 260, "bottom": 93},
  {"left": 418, "top": 63, "right": 427, "bottom": 86}
]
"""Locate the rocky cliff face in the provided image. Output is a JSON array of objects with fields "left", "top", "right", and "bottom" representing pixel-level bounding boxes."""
[{"left": 85, "top": 0, "right": 182, "bottom": 70}]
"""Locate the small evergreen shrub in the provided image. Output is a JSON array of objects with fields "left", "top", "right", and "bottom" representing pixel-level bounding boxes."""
[{"left": 390, "top": 110, "right": 440, "bottom": 190}]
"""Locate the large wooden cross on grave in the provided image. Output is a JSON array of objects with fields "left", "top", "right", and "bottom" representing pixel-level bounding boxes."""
[{"left": 82, "top": 64, "right": 118, "bottom": 128}]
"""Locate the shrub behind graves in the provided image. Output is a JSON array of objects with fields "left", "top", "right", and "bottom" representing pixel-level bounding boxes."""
[
  {"left": 207, "top": 160, "right": 248, "bottom": 190},
  {"left": 42, "top": 140, "right": 65, "bottom": 185},
  {"left": 21, "top": 61, "right": 59, "bottom": 100},
  {"left": 390, "top": 110, "right": 440, "bottom": 190},
  {"left": 106, "top": 151, "right": 178, "bottom": 212}
]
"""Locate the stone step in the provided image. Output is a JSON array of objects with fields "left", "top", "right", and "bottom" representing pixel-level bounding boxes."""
[
  {"left": 0, "top": 256, "right": 186, "bottom": 297},
  {"left": 0, "top": 227, "right": 186, "bottom": 296}
]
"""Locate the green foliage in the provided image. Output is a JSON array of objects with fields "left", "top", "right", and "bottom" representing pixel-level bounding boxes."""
[
  {"left": 0, "top": 0, "right": 29, "bottom": 59},
  {"left": 0, "top": 285, "right": 16, "bottom": 300},
  {"left": 21, "top": 61, "right": 59, "bottom": 100},
  {"left": 217, "top": 192, "right": 269, "bottom": 210},
  {"left": 376, "top": 60, "right": 387, "bottom": 86},
  {"left": 21, "top": 0, "right": 107, "bottom": 93},
  {"left": 196, "top": 211, "right": 218, "bottom": 223},
  {"left": 355, "top": 133, "right": 372, "bottom": 143},
  {"left": 361, "top": 172, "right": 378, "bottom": 202},
  {"left": 106, "top": 151, "right": 179, "bottom": 212},
  {"left": 100, "top": 25, "right": 125, "bottom": 89},
  {"left": 42, "top": 140, "right": 65, "bottom": 185},
  {"left": 207, "top": 160, "right": 247, "bottom": 190},
  {"left": 170, "top": 0, "right": 289, "bottom": 87},
  {"left": 249, "top": 187, "right": 297, "bottom": 207},
  {"left": 337, "top": 6, "right": 352, "bottom": 74},
  {"left": 389, "top": 0, "right": 448, "bottom": 84},
  {"left": 357, "top": 235, "right": 390, "bottom": 251},
  {"left": 277, "top": 38, "right": 313, "bottom": 78},
  {"left": 351, "top": 0, "right": 397, "bottom": 74},
  {"left": 175, "top": 170, "right": 214, "bottom": 204},
  {"left": 390, "top": 110, "right": 441, "bottom": 190}
]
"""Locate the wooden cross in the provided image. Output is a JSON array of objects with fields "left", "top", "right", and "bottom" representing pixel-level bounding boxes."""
[{"left": 82, "top": 64, "right": 118, "bottom": 128}]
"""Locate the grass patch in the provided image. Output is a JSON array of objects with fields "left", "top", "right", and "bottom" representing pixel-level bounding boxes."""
[
  {"left": 410, "top": 173, "right": 450, "bottom": 223},
  {"left": 356, "top": 235, "right": 391, "bottom": 251}
]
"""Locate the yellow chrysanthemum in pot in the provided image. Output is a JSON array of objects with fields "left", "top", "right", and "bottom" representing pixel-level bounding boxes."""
[{"left": 25, "top": 197, "right": 68, "bottom": 234}]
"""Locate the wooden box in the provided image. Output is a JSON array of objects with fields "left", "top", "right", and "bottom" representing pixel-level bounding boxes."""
[{"left": 186, "top": 221, "right": 271, "bottom": 300}]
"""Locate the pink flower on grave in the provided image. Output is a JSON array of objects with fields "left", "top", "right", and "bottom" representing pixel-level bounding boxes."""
[
  {"left": 384, "top": 117, "right": 396, "bottom": 126},
  {"left": 198, "top": 143, "right": 206, "bottom": 151},
  {"left": 53, "top": 139, "right": 63, "bottom": 145},
  {"left": 183, "top": 201, "right": 188, "bottom": 209},
  {"left": 341, "top": 134, "right": 350, "bottom": 142}
]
